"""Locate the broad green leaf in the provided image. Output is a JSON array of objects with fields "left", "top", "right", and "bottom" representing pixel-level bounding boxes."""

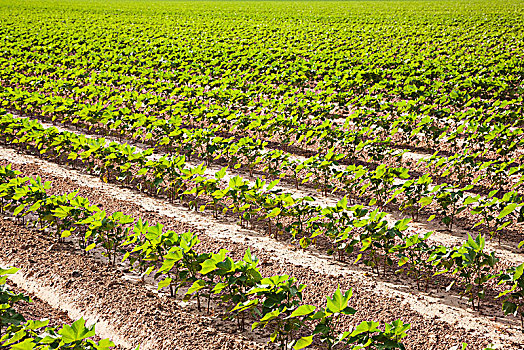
[
  {"left": 59, "top": 318, "right": 95, "bottom": 342},
  {"left": 289, "top": 304, "right": 316, "bottom": 318},
  {"left": 326, "top": 287, "right": 352, "bottom": 314},
  {"left": 293, "top": 336, "right": 313, "bottom": 349},
  {"left": 498, "top": 203, "right": 518, "bottom": 219}
]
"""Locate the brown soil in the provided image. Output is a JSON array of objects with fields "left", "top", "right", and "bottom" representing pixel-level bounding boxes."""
[{"left": 0, "top": 149, "right": 522, "bottom": 349}]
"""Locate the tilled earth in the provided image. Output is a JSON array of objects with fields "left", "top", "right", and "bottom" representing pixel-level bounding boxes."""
[
  {"left": 11, "top": 286, "right": 72, "bottom": 328},
  {"left": 0, "top": 153, "right": 522, "bottom": 349},
  {"left": 1, "top": 220, "right": 267, "bottom": 350},
  {"left": 9, "top": 284, "right": 121, "bottom": 348}
]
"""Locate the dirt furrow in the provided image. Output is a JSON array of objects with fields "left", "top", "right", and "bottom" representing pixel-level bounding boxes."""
[
  {"left": 0, "top": 146, "right": 522, "bottom": 349},
  {"left": 8, "top": 116, "right": 524, "bottom": 264},
  {"left": 0, "top": 220, "right": 266, "bottom": 350},
  {"left": 0, "top": 134, "right": 524, "bottom": 264}
]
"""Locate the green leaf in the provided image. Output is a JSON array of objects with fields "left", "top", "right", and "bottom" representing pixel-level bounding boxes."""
[
  {"left": 502, "top": 301, "right": 517, "bottom": 316},
  {"left": 243, "top": 248, "right": 254, "bottom": 263},
  {"left": 259, "top": 309, "right": 280, "bottom": 322},
  {"left": 200, "top": 259, "right": 218, "bottom": 275},
  {"left": 13, "top": 203, "right": 27, "bottom": 216},
  {"left": 10, "top": 339, "right": 36, "bottom": 350},
  {"left": 25, "top": 319, "right": 50, "bottom": 330},
  {"left": 326, "top": 287, "right": 353, "bottom": 314},
  {"left": 464, "top": 196, "right": 478, "bottom": 205},
  {"left": 0, "top": 267, "right": 20, "bottom": 276},
  {"left": 293, "top": 336, "right": 313, "bottom": 349},
  {"left": 59, "top": 318, "right": 95, "bottom": 343},
  {"left": 498, "top": 203, "right": 518, "bottom": 219},
  {"left": 97, "top": 338, "right": 116, "bottom": 349},
  {"left": 289, "top": 304, "right": 316, "bottom": 318},
  {"left": 514, "top": 263, "right": 524, "bottom": 280},
  {"left": 215, "top": 167, "right": 227, "bottom": 179},
  {"left": 419, "top": 196, "right": 433, "bottom": 207},
  {"left": 266, "top": 208, "right": 281, "bottom": 219},
  {"left": 351, "top": 321, "right": 379, "bottom": 336},
  {"left": 158, "top": 278, "right": 172, "bottom": 290},
  {"left": 466, "top": 233, "right": 479, "bottom": 251},
  {"left": 186, "top": 279, "right": 206, "bottom": 295}
]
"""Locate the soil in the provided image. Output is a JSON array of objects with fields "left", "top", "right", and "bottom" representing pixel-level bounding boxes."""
[{"left": 0, "top": 146, "right": 523, "bottom": 349}]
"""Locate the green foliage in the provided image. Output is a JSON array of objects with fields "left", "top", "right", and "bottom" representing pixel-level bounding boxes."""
[
  {"left": 0, "top": 267, "right": 115, "bottom": 349},
  {"left": 497, "top": 263, "right": 524, "bottom": 331},
  {"left": 0, "top": 0, "right": 522, "bottom": 345},
  {"left": 430, "top": 234, "right": 498, "bottom": 311}
]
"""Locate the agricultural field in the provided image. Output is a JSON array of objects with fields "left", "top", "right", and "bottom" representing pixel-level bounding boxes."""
[{"left": 0, "top": 0, "right": 523, "bottom": 349}]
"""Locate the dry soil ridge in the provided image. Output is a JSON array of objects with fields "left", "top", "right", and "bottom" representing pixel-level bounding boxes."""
[{"left": 0, "top": 146, "right": 523, "bottom": 349}]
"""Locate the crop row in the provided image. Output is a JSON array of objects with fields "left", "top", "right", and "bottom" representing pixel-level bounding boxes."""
[
  {"left": 0, "top": 266, "right": 119, "bottom": 349},
  {"left": 1, "top": 67, "right": 523, "bottom": 165},
  {"left": 1, "top": 68, "right": 524, "bottom": 197},
  {"left": 2, "top": 112, "right": 524, "bottom": 245},
  {"left": 1, "top": 114, "right": 523, "bottom": 330},
  {"left": 0, "top": 165, "right": 412, "bottom": 350},
  {"left": 1, "top": 1, "right": 521, "bottom": 128}
]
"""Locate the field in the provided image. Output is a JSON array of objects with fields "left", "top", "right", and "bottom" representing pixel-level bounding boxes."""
[{"left": 0, "top": 0, "right": 523, "bottom": 349}]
